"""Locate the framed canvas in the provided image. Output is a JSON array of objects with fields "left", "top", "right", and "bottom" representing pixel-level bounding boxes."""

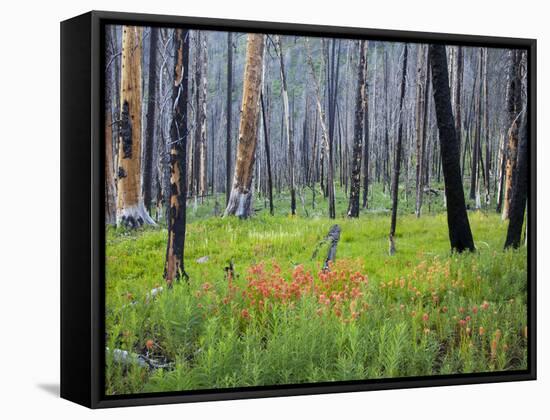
[{"left": 60, "top": 10, "right": 536, "bottom": 408}]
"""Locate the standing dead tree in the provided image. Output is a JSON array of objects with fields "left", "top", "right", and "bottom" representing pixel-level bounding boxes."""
[
  {"left": 429, "top": 44, "right": 475, "bottom": 253},
  {"left": 143, "top": 27, "right": 158, "bottom": 215},
  {"left": 504, "top": 108, "right": 527, "bottom": 248},
  {"left": 389, "top": 44, "right": 408, "bottom": 255},
  {"left": 502, "top": 50, "right": 522, "bottom": 220},
  {"left": 347, "top": 40, "right": 368, "bottom": 217},
  {"left": 164, "top": 29, "right": 190, "bottom": 285},
  {"left": 306, "top": 38, "right": 336, "bottom": 219},
  {"left": 116, "top": 26, "right": 155, "bottom": 228},
  {"left": 274, "top": 35, "right": 297, "bottom": 215},
  {"left": 224, "top": 33, "right": 265, "bottom": 218},
  {"left": 415, "top": 45, "right": 429, "bottom": 218},
  {"left": 225, "top": 33, "right": 233, "bottom": 207}
]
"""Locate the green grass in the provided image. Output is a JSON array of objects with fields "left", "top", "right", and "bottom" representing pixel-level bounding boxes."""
[{"left": 105, "top": 187, "right": 528, "bottom": 395}]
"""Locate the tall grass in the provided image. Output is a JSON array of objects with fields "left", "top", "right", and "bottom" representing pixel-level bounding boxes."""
[{"left": 105, "top": 189, "right": 527, "bottom": 395}]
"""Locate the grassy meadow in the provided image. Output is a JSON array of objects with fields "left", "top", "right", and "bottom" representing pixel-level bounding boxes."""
[{"left": 105, "top": 186, "right": 528, "bottom": 395}]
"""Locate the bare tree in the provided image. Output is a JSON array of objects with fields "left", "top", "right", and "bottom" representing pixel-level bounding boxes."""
[
  {"left": 164, "top": 29, "right": 190, "bottom": 285},
  {"left": 224, "top": 34, "right": 265, "bottom": 218},
  {"left": 389, "top": 44, "right": 408, "bottom": 255},
  {"left": 225, "top": 33, "right": 233, "bottom": 206},
  {"left": 274, "top": 35, "right": 296, "bottom": 215},
  {"left": 347, "top": 40, "right": 368, "bottom": 217},
  {"left": 429, "top": 44, "right": 475, "bottom": 252},
  {"left": 116, "top": 26, "right": 155, "bottom": 228}
]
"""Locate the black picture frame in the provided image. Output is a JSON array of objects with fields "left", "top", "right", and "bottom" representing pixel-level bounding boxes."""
[{"left": 61, "top": 10, "right": 537, "bottom": 409}]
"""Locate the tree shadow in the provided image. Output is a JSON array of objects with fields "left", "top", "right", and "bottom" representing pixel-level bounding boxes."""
[{"left": 36, "top": 383, "right": 60, "bottom": 397}]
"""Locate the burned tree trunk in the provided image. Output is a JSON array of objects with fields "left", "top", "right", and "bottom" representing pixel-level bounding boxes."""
[
  {"left": 496, "top": 133, "right": 507, "bottom": 212},
  {"left": 363, "top": 44, "right": 378, "bottom": 209},
  {"left": 347, "top": 40, "right": 368, "bottom": 217},
  {"left": 260, "top": 93, "right": 274, "bottom": 215},
  {"left": 143, "top": 27, "right": 158, "bottom": 215},
  {"left": 482, "top": 48, "right": 491, "bottom": 206},
  {"left": 275, "top": 36, "right": 296, "bottom": 215},
  {"left": 504, "top": 116, "right": 528, "bottom": 249},
  {"left": 224, "top": 34, "right": 265, "bottom": 218},
  {"left": 105, "top": 29, "right": 117, "bottom": 225},
  {"left": 306, "top": 39, "right": 335, "bottom": 219},
  {"left": 454, "top": 46, "right": 463, "bottom": 145},
  {"left": 429, "top": 44, "right": 475, "bottom": 253},
  {"left": 164, "top": 29, "right": 190, "bottom": 285},
  {"left": 502, "top": 50, "right": 522, "bottom": 220},
  {"left": 198, "top": 33, "right": 208, "bottom": 198},
  {"left": 323, "top": 225, "right": 341, "bottom": 270},
  {"left": 312, "top": 225, "right": 341, "bottom": 271},
  {"left": 415, "top": 45, "right": 429, "bottom": 218},
  {"left": 389, "top": 44, "right": 408, "bottom": 255},
  {"left": 470, "top": 50, "right": 482, "bottom": 203},
  {"left": 225, "top": 33, "right": 233, "bottom": 206},
  {"left": 116, "top": 26, "right": 155, "bottom": 228},
  {"left": 105, "top": 105, "right": 116, "bottom": 225}
]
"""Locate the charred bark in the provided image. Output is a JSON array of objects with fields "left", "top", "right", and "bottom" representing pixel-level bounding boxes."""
[
  {"left": 504, "top": 115, "right": 528, "bottom": 249},
  {"left": 429, "top": 44, "right": 475, "bottom": 253},
  {"left": 502, "top": 50, "right": 522, "bottom": 220},
  {"left": 225, "top": 33, "right": 233, "bottom": 206},
  {"left": 143, "top": 27, "right": 158, "bottom": 214},
  {"left": 164, "top": 29, "right": 190, "bottom": 285},
  {"left": 116, "top": 26, "right": 155, "bottom": 228},
  {"left": 260, "top": 93, "right": 274, "bottom": 215}
]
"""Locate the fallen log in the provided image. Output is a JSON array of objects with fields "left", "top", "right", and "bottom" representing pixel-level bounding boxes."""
[
  {"left": 106, "top": 347, "right": 173, "bottom": 370},
  {"left": 311, "top": 224, "right": 341, "bottom": 271}
]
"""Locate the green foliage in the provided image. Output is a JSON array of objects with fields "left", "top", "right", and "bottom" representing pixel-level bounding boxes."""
[{"left": 105, "top": 188, "right": 527, "bottom": 395}]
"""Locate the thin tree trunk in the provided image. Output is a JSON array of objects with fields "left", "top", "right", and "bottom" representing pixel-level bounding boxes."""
[
  {"left": 348, "top": 40, "right": 368, "bottom": 217},
  {"left": 260, "top": 92, "right": 274, "bottom": 215},
  {"left": 496, "top": 133, "right": 506, "bottom": 212},
  {"left": 105, "top": 30, "right": 117, "bottom": 225},
  {"left": 482, "top": 48, "right": 491, "bottom": 205},
  {"left": 275, "top": 36, "right": 296, "bottom": 215},
  {"left": 363, "top": 43, "right": 376, "bottom": 209},
  {"left": 105, "top": 106, "right": 116, "bottom": 225},
  {"left": 454, "top": 46, "right": 463, "bottom": 146},
  {"left": 306, "top": 39, "right": 334, "bottom": 218},
  {"left": 415, "top": 45, "right": 429, "bottom": 218},
  {"left": 198, "top": 34, "right": 208, "bottom": 198},
  {"left": 389, "top": 45, "right": 408, "bottom": 255},
  {"left": 225, "top": 33, "right": 233, "bottom": 206},
  {"left": 143, "top": 27, "right": 158, "bottom": 214},
  {"left": 470, "top": 50, "right": 482, "bottom": 202}
]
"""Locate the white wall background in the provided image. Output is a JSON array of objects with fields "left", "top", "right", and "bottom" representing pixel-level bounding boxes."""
[{"left": 0, "top": 0, "right": 547, "bottom": 418}]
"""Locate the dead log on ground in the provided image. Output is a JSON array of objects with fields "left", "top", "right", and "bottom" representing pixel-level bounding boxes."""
[{"left": 311, "top": 224, "right": 341, "bottom": 270}]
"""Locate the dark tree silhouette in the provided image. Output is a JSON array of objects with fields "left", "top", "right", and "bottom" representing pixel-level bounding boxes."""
[
  {"left": 389, "top": 44, "right": 408, "bottom": 255},
  {"left": 429, "top": 44, "right": 475, "bottom": 253},
  {"left": 143, "top": 27, "right": 158, "bottom": 214}
]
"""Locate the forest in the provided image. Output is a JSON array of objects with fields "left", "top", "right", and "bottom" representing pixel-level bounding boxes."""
[{"left": 104, "top": 25, "right": 529, "bottom": 395}]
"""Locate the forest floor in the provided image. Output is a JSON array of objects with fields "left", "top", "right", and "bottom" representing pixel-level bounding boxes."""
[{"left": 105, "top": 186, "right": 528, "bottom": 395}]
